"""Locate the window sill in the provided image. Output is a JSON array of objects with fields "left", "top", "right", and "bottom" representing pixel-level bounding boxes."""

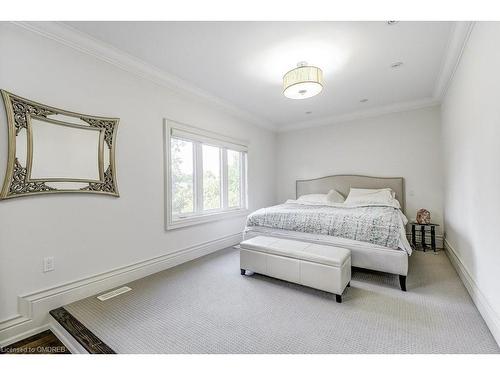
[{"left": 166, "top": 208, "right": 250, "bottom": 230}]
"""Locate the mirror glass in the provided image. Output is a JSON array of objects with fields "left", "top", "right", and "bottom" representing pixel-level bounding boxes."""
[{"left": 30, "top": 117, "right": 101, "bottom": 181}]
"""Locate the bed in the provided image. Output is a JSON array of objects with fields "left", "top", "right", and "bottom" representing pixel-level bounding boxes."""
[{"left": 243, "top": 175, "right": 411, "bottom": 291}]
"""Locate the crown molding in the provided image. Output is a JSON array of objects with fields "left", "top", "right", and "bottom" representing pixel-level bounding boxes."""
[
  {"left": 11, "top": 21, "right": 469, "bottom": 134},
  {"left": 277, "top": 97, "right": 440, "bottom": 132},
  {"left": 433, "top": 21, "right": 475, "bottom": 100},
  {"left": 12, "top": 21, "right": 277, "bottom": 132},
  {"left": 278, "top": 21, "right": 474, "bottom": 133}
]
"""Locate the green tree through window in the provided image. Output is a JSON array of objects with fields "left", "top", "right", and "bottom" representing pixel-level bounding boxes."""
[
  {"left": 202, "top": 144, "right": 221, "bottom": 210},
  {"left": 169, "top": 131, "right": 247, "bottom": 226},
  {"left": 171, "top": 139, "right": 194, "bottom": 215},
  {"left": 227, "top": 150, "right": 241, "bottom": 207}
]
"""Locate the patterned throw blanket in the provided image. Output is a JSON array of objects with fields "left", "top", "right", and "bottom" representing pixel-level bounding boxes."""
[{"left": 246, "top": 202, "right": 403, "bottom": 249}]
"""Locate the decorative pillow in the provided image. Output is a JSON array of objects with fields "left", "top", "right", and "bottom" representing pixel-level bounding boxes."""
[
  {"left": 297, "top": 194, "right": 329, "bottom": 204},
  {"left": 326, "top": 189, "right": 345, "bottom": 203},
  {"left": 344, "top": 188, "right": 395, "bottom": 205},
  {"left": 347, "top": 187, "right": 396, "bottom": 198}
]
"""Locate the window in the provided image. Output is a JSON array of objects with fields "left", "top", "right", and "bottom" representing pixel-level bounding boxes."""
[
  {"left": 202, "top": 144, "right": 221, "bottom": 210},
  {"left": 171, "top": 138, "right": 194, "bottom": 215},
  {"left": 227, "top": 149, "right": 241, "bottom": 208},
  {"left": 166, "top": 121, "right": 248, "bottom": 229}
]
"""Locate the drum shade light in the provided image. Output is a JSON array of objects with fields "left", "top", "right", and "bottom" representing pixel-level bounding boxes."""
[{"left": 283, "top": 62, "right": 323, "bottom": 99}]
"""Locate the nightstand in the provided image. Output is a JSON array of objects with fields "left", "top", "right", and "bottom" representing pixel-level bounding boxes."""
[{"left": 410, "top": 222, "right": 440, "bottom": 252}]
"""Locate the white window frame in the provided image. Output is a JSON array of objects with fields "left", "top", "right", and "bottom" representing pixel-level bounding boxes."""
[{"left": 164, "top": 119, "right": 249, "bottom": 230}]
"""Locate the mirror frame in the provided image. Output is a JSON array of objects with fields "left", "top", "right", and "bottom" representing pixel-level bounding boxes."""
[{"left": 0, "top": 90, "right": 120, "bottom": 199}]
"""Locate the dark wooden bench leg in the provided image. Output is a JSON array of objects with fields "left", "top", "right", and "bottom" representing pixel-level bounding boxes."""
[
  {"left": 399, "top": 275, "right": 407, "bottom": 291},
  {"left": 240, "top": 268, "right": 246, "bottom": 275},
  {"left": 335, "top": 294, "right": 342, "bottom": 303}
]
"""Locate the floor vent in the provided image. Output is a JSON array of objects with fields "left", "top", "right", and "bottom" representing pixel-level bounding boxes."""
[{"left": 97, "top": 286, "right": 131, "bottom": 301}]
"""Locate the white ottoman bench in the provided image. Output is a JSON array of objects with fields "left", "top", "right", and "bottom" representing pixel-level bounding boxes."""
[{"left": 239, "top": 236, "right": 351, "bottom": 303}]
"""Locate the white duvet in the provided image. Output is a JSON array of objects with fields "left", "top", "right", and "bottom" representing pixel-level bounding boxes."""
[{"left": 246, "top": 199, "right": 412, "bottom": 254}]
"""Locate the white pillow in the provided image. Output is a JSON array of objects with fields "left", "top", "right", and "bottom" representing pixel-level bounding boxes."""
[
  {"left": 344, "top": 188, "right": 396, "bottom": 205},
  {"left": 326, "top": 189, "right": 345, "bottom": 203},
  {"left": 297, "top": 193, "right": 329, "bottom": 204},
  {"left": 297, "top": 190, "right": 345, "bottom": 205},
  {"left": 347, "top": 187, "right": 396, "bottom": 198}
]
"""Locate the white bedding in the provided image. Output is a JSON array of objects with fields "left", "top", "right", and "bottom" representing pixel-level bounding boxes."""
[
  {"left": 246, "top": 199, "right": 412, "bottom": 255},
  {"left": 244, "top": 225, "right": 412, "bottom": 255}
]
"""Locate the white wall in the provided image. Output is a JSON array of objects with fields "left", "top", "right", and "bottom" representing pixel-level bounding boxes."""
[
  {"left": 441, "top": 22, "right": 500, "bottom": 343},
  {"left": 0, "top": 23, "right": 276, "bottom": 323},
  {"left": 276, "top": 106, "right": 443, "bottom": 235},
  {"left": 7, "top": 20, "right": 499, "bottom": 347}
]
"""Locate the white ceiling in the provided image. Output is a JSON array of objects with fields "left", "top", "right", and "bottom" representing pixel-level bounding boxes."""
[{"left": 64, "top": 21, "right": 454, "bottom": 131}]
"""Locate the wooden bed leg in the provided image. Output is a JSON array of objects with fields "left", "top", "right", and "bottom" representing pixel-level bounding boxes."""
[
  {"left": 335, "top": 294, "right": 342, "bottom": 303},
  {"left": 240, "top": 268, "right": 246, "bottom": 276},
  {"left": 399, "top": 275, "right": 407, "bottom": 291}
]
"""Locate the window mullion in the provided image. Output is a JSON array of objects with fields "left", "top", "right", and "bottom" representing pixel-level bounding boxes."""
[
  {"left": 242, "top": 152, "right": 247, "bottom": 209},
  {"left": 222, "top": 148, "right": 228, "bottom": 209},
  {"left": 195, "top": 142, "right": 203, "bottom": 213},
  {"left": 238, "top": 152, "right": 243, "bottom": 208}
]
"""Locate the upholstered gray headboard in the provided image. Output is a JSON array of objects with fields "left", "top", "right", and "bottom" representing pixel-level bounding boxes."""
[{"left": 296, "top": 175, "right": 405, "bottom": 213}]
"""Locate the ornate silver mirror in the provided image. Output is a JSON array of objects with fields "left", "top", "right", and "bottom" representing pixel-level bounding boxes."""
[{"left": 0, "top": 90, "right": 119, "bottom": 199}]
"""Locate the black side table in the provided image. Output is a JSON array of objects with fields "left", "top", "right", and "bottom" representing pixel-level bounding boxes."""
[{"left": 410, "top": 222, "right": 440, "bottom": 252}]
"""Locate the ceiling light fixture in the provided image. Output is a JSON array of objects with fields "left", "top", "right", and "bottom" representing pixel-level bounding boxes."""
[
  {"left": 283, "top": 61, "right": 323, "bottom": 100},
  {"left": 360, "top": 99, "right": 368, "bottom": 103},
  {"left": 391, "top": 61, "right": 404, "bottom": 68},
  {"left": 387, "top": 21, "right": 399, "bottom": 25}
]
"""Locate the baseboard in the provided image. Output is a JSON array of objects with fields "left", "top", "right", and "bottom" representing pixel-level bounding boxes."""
[
  {"left": 0, "top": 232, "right": 242, "bottom": 347},
  {"left": 0, "top": 324, "right": 49, "bottom": 349},
  {"left": 444, "top": 239, "right": 500, "bottom": 347}
]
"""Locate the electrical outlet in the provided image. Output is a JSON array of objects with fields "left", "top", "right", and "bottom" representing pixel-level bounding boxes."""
[{"left": 43, "top": 257, "right": 55, "bottom": 273}]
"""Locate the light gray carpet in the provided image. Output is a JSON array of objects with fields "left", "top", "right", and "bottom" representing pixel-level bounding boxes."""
[{"left": 65, "top": 248, "right": 499, "bottom": 354}]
